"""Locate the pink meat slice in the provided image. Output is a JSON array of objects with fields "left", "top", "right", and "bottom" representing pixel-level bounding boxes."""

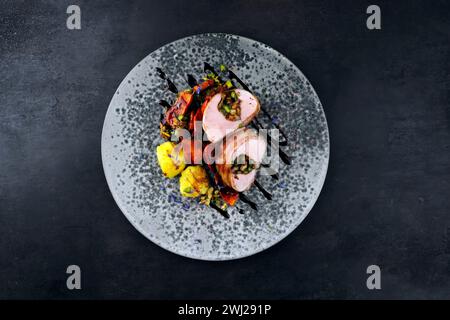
[
  {"left": 216, "top": 128, "right": 267, "bottom": 192},
  {"left": 202, "top": 89, "right": 260, "bottom": 143}
]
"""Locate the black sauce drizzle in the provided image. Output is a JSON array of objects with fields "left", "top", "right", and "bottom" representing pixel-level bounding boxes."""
[
  {"left": 156, "top": 67, "right": 178, "bottom": 94},
  {"left": 210, "top": 203, "right": 230, "bottom": 219},
  {"left": 254, "top": 180, "right": 272, "bottom": 200},
  {"left": 239, "top": 194, "right": 258, "bottom": 211},
  {"left": 156, "top": 67, "right": 166, "bottom": 79},
  {"left": 166, "top": 79, "right": 178, "bottom": 94},
  {"left": 187, "top": 74, "right": 198, "bottom": 87},
  {"left": 159, "top": 100, "right": 171, "bottom": 108}
]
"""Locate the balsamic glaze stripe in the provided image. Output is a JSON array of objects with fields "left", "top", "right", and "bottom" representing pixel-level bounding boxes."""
[
  {"left": 239, "top": 194, "right": 258, "bottom": 211},
  {"left": 156, "top": 67, "right": 166, "bottom": 79},
  {"left": 210, "top": 202, "right": 230, "bottom": 219},
  {"left": 187, "top": 74, "right": 198, "bottom": 87},
  {"left": 159, "top": 100, "right": 171, "bottom": 108},
  {"left": 166, "top": 79, "right": 178, "bottom": 94},
  {"left": 254, "top": 180, "right": 273, "bottom": 200}
]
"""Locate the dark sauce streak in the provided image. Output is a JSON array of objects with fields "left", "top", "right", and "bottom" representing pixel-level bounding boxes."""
[
  {"left": 159, "top": 100, "right": 171, "bottom": 108},
  {"left": 187, "top": 74, "right": 198, "bottom": 87},
  {"left": 156, "top": 68, "right": 177, "bottom": 94},
  {"left": 237, "top": 207, "right": 246, "bottom": 214},
  {"left": 166, "top": 79, "right": 178, "bottom": 94},
  {"left": 156, "top": 67, "right": 166, "bottom": 79},
  {"left": 279, "top": 150, "right": 291, "bottom": 165},
  {"left": 210, "top": 203, "right": 230, "bottom": 219},
  {"left": 254, "top": 180, "right": 273, "bottom": 200},
  {"left": 228, "top": 70, "right": 250, "bottom": 91},
  {"left": 239, "top": 194, "right": 258, "bottom": 211}
]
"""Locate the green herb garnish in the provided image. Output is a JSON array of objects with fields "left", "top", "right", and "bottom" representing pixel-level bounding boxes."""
[
  {"left": 220, "top": 64, "right": 228, "bottom": 72},
  {"left": 225, "top": 80, "right": 233, "bottom": 88}
]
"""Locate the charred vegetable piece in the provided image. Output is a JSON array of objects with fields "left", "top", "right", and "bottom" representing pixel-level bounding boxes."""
[
  {"left": 180, "top": 166, "right": 210, "bottom": 198},
  {"left": 164, "top": 91, "right": 193, "bottom": 128},
  {"left": 220, "top": 188, "right": 239, "bottom": 206},
  {"left": 156, "top": 142, "right": 186, "bottom": 178},
  {"left": 193, "top": 79, "right": 215, "bottom": 95}
]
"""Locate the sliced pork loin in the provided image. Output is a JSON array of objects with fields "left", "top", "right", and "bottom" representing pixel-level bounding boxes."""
[
  {"left": 202, "top": 89, "right": 260, "bottom": 143},
  {"left": 215, "top": 128, "right": 267, "bottom": 192}
]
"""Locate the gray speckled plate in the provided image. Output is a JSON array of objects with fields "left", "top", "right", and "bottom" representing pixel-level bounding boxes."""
[{"left": 101, "top": 33, "right": 329, "bottom": 260}]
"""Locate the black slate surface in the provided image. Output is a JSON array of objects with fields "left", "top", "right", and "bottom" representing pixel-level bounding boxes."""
[{"left": 0, "top": 0, "right": 449, "bottom": 299}]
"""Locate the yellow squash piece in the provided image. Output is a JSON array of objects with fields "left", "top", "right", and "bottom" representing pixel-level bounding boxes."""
[
  {"left": 180, "top": 166, "right": 210, "bottom": 198},
  {"left": 156, "top": 142, "right": 185, "bottom": 178}
]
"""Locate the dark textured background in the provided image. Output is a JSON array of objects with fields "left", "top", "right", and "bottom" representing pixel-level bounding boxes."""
[{"left": 0, "top": 0, "right": 449, "bottom": 299}]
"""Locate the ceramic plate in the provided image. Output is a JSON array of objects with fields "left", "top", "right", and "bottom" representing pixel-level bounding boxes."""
[{"left": 101, "top": 33, "right": 329, "bottom": 260}]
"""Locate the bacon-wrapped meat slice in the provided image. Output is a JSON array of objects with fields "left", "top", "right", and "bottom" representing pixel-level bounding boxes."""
[{"left": 215, "top": 128, "right": 267, "bottom": 192}]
